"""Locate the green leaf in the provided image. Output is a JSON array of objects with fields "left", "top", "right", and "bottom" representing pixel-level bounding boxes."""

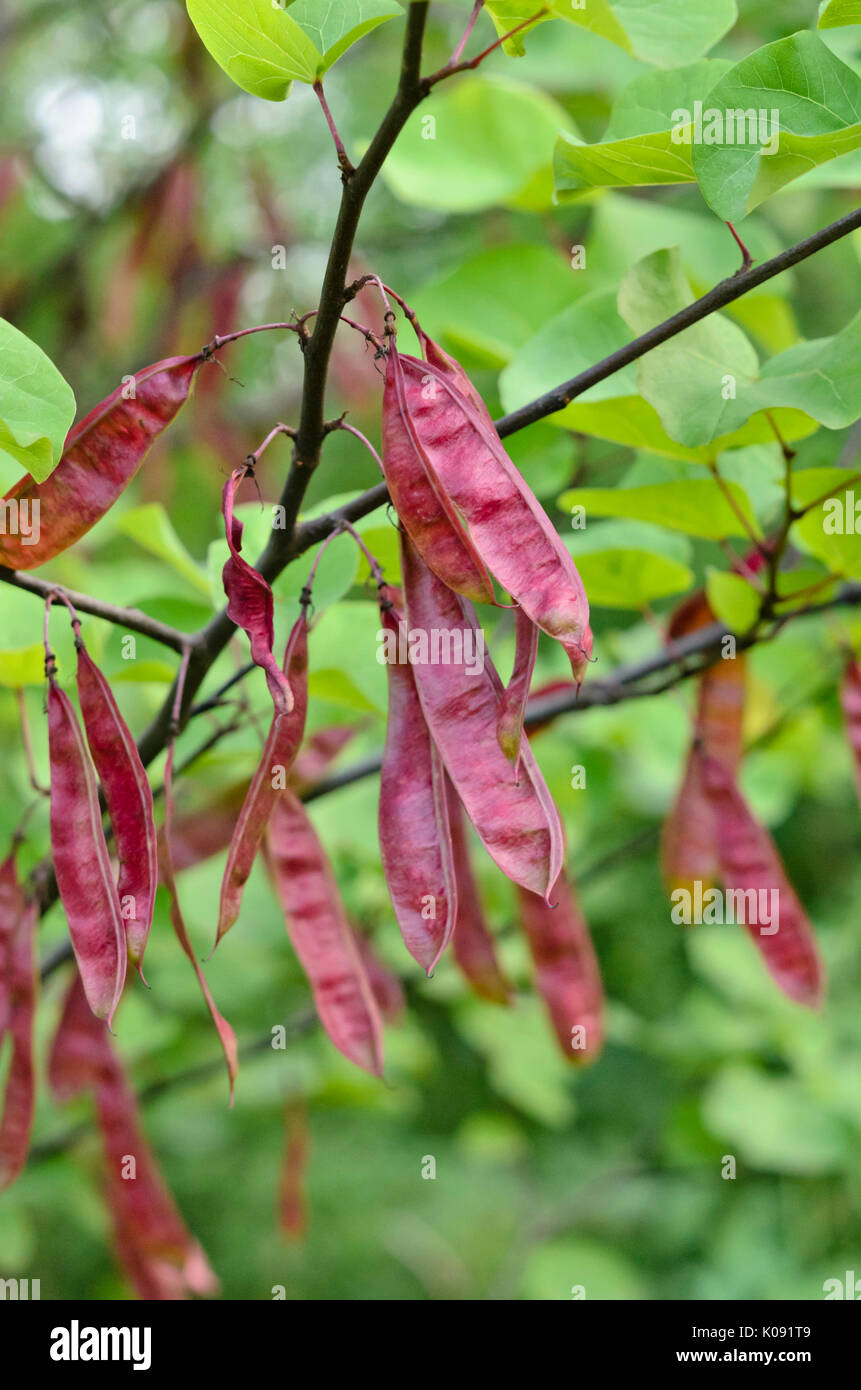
[
  {"left": 568, "top": 521, "right": 693, "bottom": 607},
  {"left": 109, "top": 659, "right": 177, "bottom": 684},
  {"left": 702, "top": 1065, "right": 851, "bottom": 1175},
  {"left": 381, "top": 75, "right": 575, "bottom": 212},
  {"left": 691, "top": 33, "right": 861, "bottom": 222},
  {"left": 115, "top": 503, "right": 211, "bottom": 596},
  {"left": 289, "top": 0, "right": 402, "bottom": 75},
  {"left": 560, "top": 478, "right": 761, "bottom": 540},
  {"left": 818, "top": 0, "right": 861, "bottom": 28},
  {"left": 551, "top": 0, "right": 737, "bottom": 68},
  {"left": 186, "top": 0, "right": 320, "bottom": 99},
  {"left": 0, "top": 317, "right": 75, "bottom": 483},
  {"left": 790, "top": 469, "right": 861, "bottom": 580},
  {"left": 554, "top": 60, "right": 730, "bottom": 199},
  {"left": 705, "top": 567, "right": 761, "bottom": 632},
  {"left": 499, "top": 287, "right": 817, "bottom": 461},
  {"left": 618, "top": 249, "right": 861, "bottom": 445}
]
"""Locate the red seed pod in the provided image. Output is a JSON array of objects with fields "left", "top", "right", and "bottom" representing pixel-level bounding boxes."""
[
  {"left": 497, "top": 606, "right": 539, "bottom": 770},
  {"left": 660, "top": 744, "right": 719, "bottom": 897},
  {"left": 221, "top": 466, "right": 293, "bottom": 715},
  {"left": 215, "top": 609, "right": 309, "bottom": 947},
  {"left": 516, "top": 873, "right": 604, "bottom": 1065},
  {"left": 76, "top": 641, "right": 158, "bottom": 973},
  {"left": 385, "top": 332, "right": 592, "bottom": 684},
  {"left": 701, "top": 755, "right": 824, "bottom": 1008},
  {"left": 445, "top": 777, "right": 512, "bottom": 1006},
  {"left": 49, "top": 972, "right": 218, "bottom": 1299},
  {"left": 47, "top": 677, "right": 126, "bottom": 1026},
  {"left": 840, "top": 658, "right": 861, "bottom": 807},
  {"left": 0, "top": 849, "right": 38, "bottom": 1192},
  {"left": 399, "top": 531, "right": 563, "bottom": 902},
  {"left": 0, "top": 355, "right": 201, "bottom": 571},
  {"left": 378, "top": 589, "right": 458, "bottom": 973},
  {"left": 266, "top": 790, "right": 384, "bottom": 1076}
]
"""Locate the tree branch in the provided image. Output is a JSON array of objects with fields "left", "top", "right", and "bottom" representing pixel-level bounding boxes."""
[{"left": 0, "top": 569, "right": 201, "bottom": 654}]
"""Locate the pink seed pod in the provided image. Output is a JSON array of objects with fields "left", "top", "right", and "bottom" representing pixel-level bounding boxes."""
[
  {"left": 445, "top": 777, "right": 512, "bottom": 1006},
  {"left": 497, "top": 605, "right": 540, "bottom": 771},
  {"left": 75, "top": 641, "right": 158, "bottom": 974},
  {"left": 384, "top": 330, "right": 592, "bottom": 684},
  {"left": 222, "top": 465, "right": 293, "bottom": 715},
  {"left": 840, "top": 658, "right": 861, "bottom": 808},
  {"left": 700, "top": 755, "right": 824, "bottom": 1008},
  {"left": 399, "top": 530, "right": 563, "bottom": 902},
  {"left": 47, "top": 676, "right": 126, "bottom": 1026},
  {"left": 215, "top": 608, "right": 309, "bottom": 947},
  {"left": 517, "top": 872, "right": 604, "bottom": 1065},
  {"left": 0, "top": 355, "right": 201, "bottom": 571},
  {"left": 0, "top": 848, "right": 38, "bottom": 1192},
  {"left": 378, "top": 588, "right": 458, "bottom": 973},
  {"left": 266, "top": 790, "right": 384, "bottom": 1076}
]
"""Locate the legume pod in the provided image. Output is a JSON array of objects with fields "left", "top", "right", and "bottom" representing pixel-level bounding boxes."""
[
  {"left": 445, "top": 777, "right": 512, "bottom": 1005},
  {"left": 267, "top": 790, "right": 384, "bottom": 1075},
  {"left": 222, "top": 466, "right": 293, "bottom": 714},
  {"left": 216, "top": 609, "right": 309, "bottom": 946},
  {"left": 47, "top": 678, "right": 126, "bottom": 1025},
  {"left": 387, "top": 336, "right": 592, "bottom": 683},
  {"left": 517, "top": 873, "right": 604, "bottom": 1064},
  {"left": 0, "top": 851, "right": 37, "bottom": 1192},
  {"left": 76, "top": 641, "right": 158, "bottom": 973},
  {"left": 378, "top": 591, "right": 457, "bottom": 973},
  {"left": 400, "top": 531, "right": 563, "bottom": 901},
  {"left": 0, "top": 355, "right": 201, "bottom": 571},
  {"left": 497, "top": 606, "right": 539, "bottom": 769},
  {"left": 701, "top": 755, "right": 824, "bottom": 1008},
  {"left": 840, "top": 658, "right": 861, "bottom": 807}
]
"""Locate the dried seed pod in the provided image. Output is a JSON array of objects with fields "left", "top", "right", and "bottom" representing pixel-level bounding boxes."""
[
  {"left": 399, "top": 531, "right": 563, "bottom": 902},
  {"left": 701, "top": 756, "right": 824, "bottom": 1008},
  {"left": 267, "top": 790, "right": 384, "bottom": 1075},
  {"left": 215, "top": 609, "right": 309, "bottom": 947},
  {"left": 76, "top": 640, "right": 158, "bottom": 973},
  {"left": 517, "top": 873, "right": 604, "bottom": 1064},
  {"left": 445, "top": 777, "right": 512, "bottom": 1005},
  {"left": 222, "top": 465, "right": 293, "bottom": 714},
  {"left": 384, "top": 332, "right": 592, "bottom": 683},
  {"left": 47, "top": 674, "right": 126, "bottom": 1026},
  {"left": 0, "top": 355, "right": 201, "bottom": 571},
  {"left": 0, "top": 849, "right": 37, "bottom": 1191},
  {"left": 378, "top": 589, "right": 458, "bottom": 973}
]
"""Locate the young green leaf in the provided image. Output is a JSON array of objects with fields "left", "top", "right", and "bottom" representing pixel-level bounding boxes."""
[
  {"left": 691, "top": 33, "right": 861, "bottom": 222},
  {"left": 818, "top": 0, "right": 861, "bottom": 28},
  {"left": 289, "top": 0, "right": 403, "bottom": 75},
  {"left": 560, "top": 479, "right": 761, "bottom": 541},
  {"left": 0, "top": 318, "right": 75, "bottom": 483},
  {"left": 186, "top": 0, "right": 319, "bottom": 100}
]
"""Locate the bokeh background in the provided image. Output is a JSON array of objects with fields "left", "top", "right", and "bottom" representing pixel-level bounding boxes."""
[{"left": 1, "top": 0, "right": 860, "bottom": 1299}]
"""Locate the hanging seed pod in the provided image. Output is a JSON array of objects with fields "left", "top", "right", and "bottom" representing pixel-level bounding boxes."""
[
  {"left": 517, "top": 873, "right": 604, "bottom": 1065},
  {"left": 267, "top": 790, "right": 384, "bottom": 1076},
  {"left": 840, "top": 658, "right": 861, "bottom": 808},
  {"left": 222, "top": 465, "right": 293, "bottom": 715},
  {"left": 215, "top": 607, "right": 309, "bottom": 947},
  {"left": 445, "top": 777, "right": 512, "bottom": 1005},
  {"left": 0, "top": 847, "right": 37, "bottom": 1192},
  {"left": 378, "top": 588, "right": 458, "bottom": 973},
  {"left": 497, "top": 606, "right": 540, "bottom": 770},
  {"left": 383, "top": 328, "right": 592, "bottom": 683},
  {"left": 0, "top": 355, "right": 202, "bottom": 571}
]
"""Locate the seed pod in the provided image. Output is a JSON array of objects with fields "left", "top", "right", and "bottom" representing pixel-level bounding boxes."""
[
  {"left": 0, "top": 355, "right": 201, "bottom": 571},
  {"left": 49, "top": 972, "right": 218, "bottom": 1299},
  {"left": 47, "top": 676, "right": 126, "bottom": 1025},
  {"left": 378, "top": 590, "right": 457, "bottom": 973},
  {"left": 517, "top": 873, "right": 604, "bottom": 1064},
  {"left": 222, "top": 466, "right": 293, "bottom": 715},
  {"left": 399, "top": 531, "right": 563, "bottom": 901},
  {"left": 215, "top": 609, "right": 309, "bottom": 947},
  {"left": 445, "top": 777, "right": 512, "bottom": 1005},
  {"left": 385, "top": 334, "right": 592, "bottom": 683},
  {"left": 840, "top": 658, "right": 861, "bottom": 808},
  {"left": 75, "top": 640, "right": 158, "bottom": 973},
  {"left": 660, "top": 744, "right": 719, "bottom": 897},
  {"left": 497, "top": 606, "right": 539, "bottom": 770},
  {"left": 280, "top": 1099, "right": 310, "bottom": 1242},
  {"left": 0, "top": 851, "right": 37, "bottom": 1192},
  {"left": 352, "top": 929, "right": 406, "bottom": 1023},
  {"left": 382, "top": 349, "right": 496, "bottom": 605},
  {"left": 266, "top": 790, "right": 384, "bottom": 1076},
  {"left": 701, "top": 755, "right": 824, "bottom": 1008}
]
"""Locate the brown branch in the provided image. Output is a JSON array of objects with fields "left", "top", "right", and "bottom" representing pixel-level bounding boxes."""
[{"left": 0, "top": 569, "right": 202, "bottom": 654}]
